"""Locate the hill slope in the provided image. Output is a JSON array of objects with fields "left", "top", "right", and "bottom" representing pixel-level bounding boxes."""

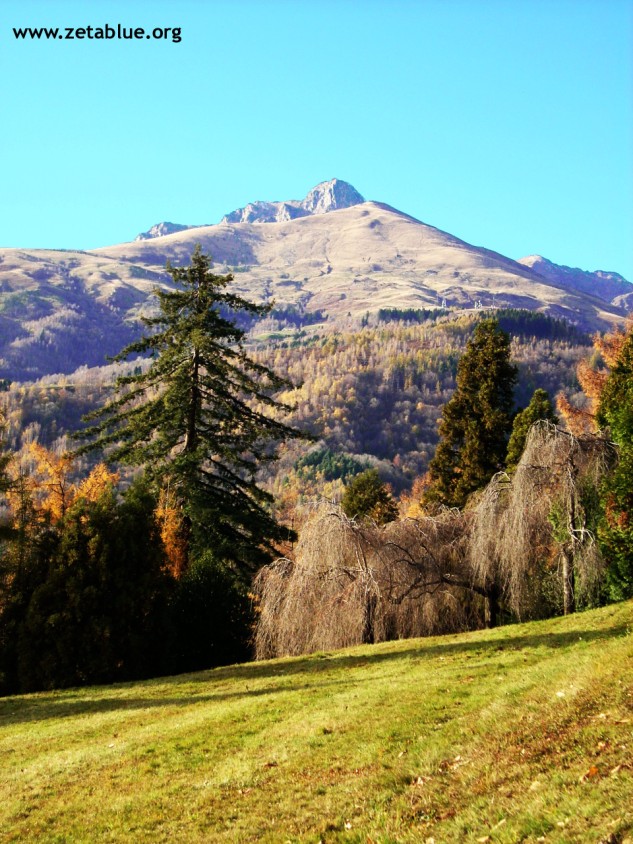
[
  {"left": 1, "top": 602, "right": 632, "bottom": 842},
  {"left": 101, "top": 202, "right": 622, "bottom": 324},
  {"left": 0, "top": 182, "right": 630, "bottom": 380}
]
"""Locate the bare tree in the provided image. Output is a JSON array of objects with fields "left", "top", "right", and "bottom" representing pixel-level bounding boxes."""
[
  {"left": 254, "top": 423, "right": 615, "bottom": 659},
  {"left": 470, "top": 421, "right": 614, "bottom": 619},
  {"left": 253, "top": 505, "right": 481, "bottom": 660}
]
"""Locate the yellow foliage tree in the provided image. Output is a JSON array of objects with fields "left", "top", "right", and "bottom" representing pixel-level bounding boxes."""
[
  {"left": 76, "top": 463, "right": 120, "bottom": 503},
  {"left": 26, "top": 443, "right": 76, "bottom": 522},
  {"left": 155, "top": 485, "right": 189, "bottom": 578}
]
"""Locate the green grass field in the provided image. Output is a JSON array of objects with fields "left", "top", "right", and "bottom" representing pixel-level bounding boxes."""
[{"left": 1, "top": 602, "right": 632, "bottom": 843}]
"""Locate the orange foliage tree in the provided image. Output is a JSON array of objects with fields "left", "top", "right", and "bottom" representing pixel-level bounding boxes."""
[
  {"left": 557, "top": 323, "right": 629, "bottom": 435},
  {"left": 5, "top": 449, "right": 121, "bottom": 559},
  {"left": 76, "top": 463, "right": 120, "bottom": 503},
  {"left": 155, "top": 485, "right": 189, "bottom": 578},
  {"left": 26, "top": 443, "right": 76, "bottom": 522}
]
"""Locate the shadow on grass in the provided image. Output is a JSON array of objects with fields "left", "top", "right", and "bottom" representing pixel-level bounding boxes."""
[{"left": 1, "top": 618, "right": 630, "bottom": 726}]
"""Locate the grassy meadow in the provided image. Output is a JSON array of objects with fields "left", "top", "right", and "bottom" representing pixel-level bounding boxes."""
[{"left": 1, "top": 601, "right": 632, "bottom": 843}]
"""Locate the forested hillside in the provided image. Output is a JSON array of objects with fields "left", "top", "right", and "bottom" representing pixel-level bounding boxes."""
[
  {"left": 1, "top": 247, "right": 631, "bottom": 700},
  {"left": 0, "top": 312, "right": 590, "bottom": 502}
]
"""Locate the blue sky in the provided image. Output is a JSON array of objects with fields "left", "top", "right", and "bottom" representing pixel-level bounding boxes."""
[{"left": 1, "top": 0, "right": 632, "bottom": 278}]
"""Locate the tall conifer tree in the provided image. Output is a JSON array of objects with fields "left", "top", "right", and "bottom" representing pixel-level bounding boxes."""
[
  {"left": 425, "top": 318, "right": 517, "bottom": 508},
  {"left": 77, "top": 246, "right": 302, "bottom": 573},
  {"left": 505, "top": 388, "right": 558, "bottom": 471}
]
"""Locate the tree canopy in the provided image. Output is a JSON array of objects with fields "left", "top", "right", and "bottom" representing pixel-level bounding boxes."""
[
  {"left": 596, "top": 325, "right": 633, "bottom": 599},
  {"left": 425, "top": 318, "right": 518, "bottom": 508},
  {"left": 76, "top": 246, "right": 303, "bottom": 573},
  {"left": 340, "top": 468, "right": 398, "bottom": 524},
  {"left": 506, "top": 388, "right": 558, "bottom": 471}
]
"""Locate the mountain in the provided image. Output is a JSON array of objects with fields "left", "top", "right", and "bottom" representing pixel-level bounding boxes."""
[
  {"left": 96, "top": 199, "right": 629, "bottom": 328},
  {"left": 135, "top": 222, "right": 199, "bottom": 241},
  {"left": 0, "top": 180, "right": 630, "bottom": 381},
  {"left": 518, "top": 255, "right": 633, "bottom": 312}
]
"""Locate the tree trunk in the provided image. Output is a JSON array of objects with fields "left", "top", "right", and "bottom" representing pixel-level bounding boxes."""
[
  {"left": 561, "top": 547, "right": 575, "bottom": 615},
  {"left": 362, "top": 592, "right": 377, "bottom": 644},
  {"left": 484, "top": 583, "right": 500, "bottom": 628}
]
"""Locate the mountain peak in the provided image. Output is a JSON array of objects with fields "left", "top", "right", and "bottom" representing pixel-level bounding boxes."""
[
  {"left": 301, "top": 179, "right": 365, "bottom": 214},
  {"left": 220, "top": 179, "right": 365, "bottom": 225},
  {"left": 135, "top": 221, "right": 198, "bottom": 241}
]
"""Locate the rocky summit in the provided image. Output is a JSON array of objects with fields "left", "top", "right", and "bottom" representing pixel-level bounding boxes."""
[
  {"left": 133, "top": 179, "right": 365, "bottom": 239},
  {"left": 220, "top": 178, "right": 365, "bottom": 225}
]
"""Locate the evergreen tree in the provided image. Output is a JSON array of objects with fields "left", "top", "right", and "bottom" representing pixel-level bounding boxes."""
[
  {"left": 425, "top": 319, "right": 517, "bottom": 508},
  {"left": 169, "top": 550, "right": 253, "bottom": 673},
  {"left": 341, "top": 468, "right": 398, "bottom": 524},
  {"left": 76, "top": 246, "right": 303, "bottom": 574},
  {"left": 506, "top": 388, "right": 558, "bottom": 470},
  {"left": 0, "top": 477, "right": 171, "bottom": 694},
  {"left": 596, "top": 326, "right": 633, "bottom": 599},
  {"left": 0, "top": 413, "right": 14, "bottom": 545}
]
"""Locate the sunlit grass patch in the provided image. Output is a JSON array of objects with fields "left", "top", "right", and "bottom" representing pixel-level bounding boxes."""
[{"left": 1, "top": 602, "right": 632, "bottom": 842}]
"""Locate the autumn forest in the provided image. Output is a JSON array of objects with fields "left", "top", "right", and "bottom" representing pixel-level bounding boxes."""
[{"left": 0, "top": 251, "right": 632, "bottom": 696}]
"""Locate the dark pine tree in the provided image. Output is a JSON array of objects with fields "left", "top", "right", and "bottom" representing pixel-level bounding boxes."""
[
  {"left": 506, "top": 388, "right": 558, "bottom": 471},
  {"left": 76, "top": 246, "right": 303, "bottom": 576},
  {"left": 425, "top": 319, "right": 518, "bottom": 508},
  {"left": 341, "top": 468, "right": 398, "bottom": 524}
]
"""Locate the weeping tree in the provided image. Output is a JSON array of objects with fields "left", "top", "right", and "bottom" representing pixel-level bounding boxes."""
[
  {"left": 253, "top": 504, "right": 483, "bottom": 659},
  {"left": 471, "top": 421, "right": 614, "bottom": 620},
  {"left": 255, "top": 423, "right": 615, "bottom": 660},
  {"left": 76, "top": 246, "right": 303, "bottom": 576}
]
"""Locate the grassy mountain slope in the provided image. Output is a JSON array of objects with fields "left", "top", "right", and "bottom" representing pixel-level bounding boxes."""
[
  {"left": 0, "top": 202, "right": 629, "bottom": 381},
  {"left": 2, "top": 602, "right": 632, "bottom": 843},
  {"left": 94, "top": 202, "right": 633, "bottom": 329}
]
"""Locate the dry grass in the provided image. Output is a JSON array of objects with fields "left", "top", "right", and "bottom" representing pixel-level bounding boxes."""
[{"left": 1, "top": 601, "right": 632, "bottom": 842}]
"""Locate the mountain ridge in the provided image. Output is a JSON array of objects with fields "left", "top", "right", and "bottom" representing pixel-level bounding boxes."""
[
  {"left": 0, "top": 183, "right": 630, "bottom": 381},
  {"left": 519, "top": 254, "right": 633, "bottom": 311},
  {"left": 134, "top": 179, "right": 364, "bottom": 239},
  {"left": 135, "top": 221, "right": 200, "bottom": 241}
]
